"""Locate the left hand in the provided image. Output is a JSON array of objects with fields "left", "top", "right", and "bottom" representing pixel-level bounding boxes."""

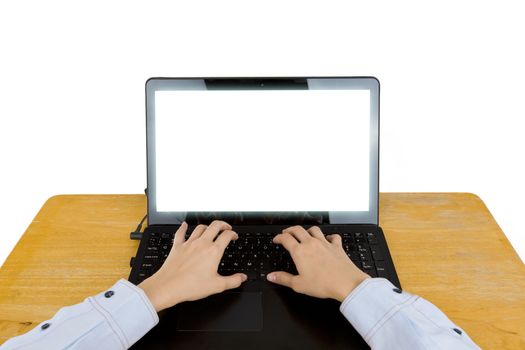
[{"left": 138, "top": 220, "right": 247, "bottom": 312}]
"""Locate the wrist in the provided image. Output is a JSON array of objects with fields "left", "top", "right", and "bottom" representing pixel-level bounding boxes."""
[
  {"left": 333, "top": 273, "right": 370, "bottom": 302},
  {"left": 138, "top": 275, "right": 171, "bottom": 312}
]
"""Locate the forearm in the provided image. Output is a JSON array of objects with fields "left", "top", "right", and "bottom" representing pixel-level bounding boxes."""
[
  {"left": 340, "top": 278, "right": 480, "bottom": 350},
  {"left": 0, "top": 279, "right": 158, "bottom": 350}
]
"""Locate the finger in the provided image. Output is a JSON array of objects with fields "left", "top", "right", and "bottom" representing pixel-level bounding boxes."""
[
  {"left": 266, "top": 271, "right": 298, "bottom": 290},
  {"left": 214, "top": 230, "right": 238, "bottom": 251},
  {"left": 306, "top": 226, "right": 325, "bottom": 240},
  {"left": 283, "top": 225, "right": 310, "bottom": 243},
  {"left": 221, "top": 273, "right": 247, "bottom": 290},
  {"left": 202, "top": 220, "right": 233, "bottom": 241},
  {"left": 273, "top": 232, "right": 300, "bottom": 253},
  {"left": 173, "top": 221, "right": 188, "bottom": 246},
  {"left": 187, "top": 224, "right": 208, "bottom": 241},
  {"left": 326, "top": 234, "right": 342, "bottom": 247}
]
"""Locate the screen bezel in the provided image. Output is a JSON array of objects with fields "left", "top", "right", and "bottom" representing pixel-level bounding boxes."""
[{"left": 146, "top": 77, "right": 379, "bottom": 225}]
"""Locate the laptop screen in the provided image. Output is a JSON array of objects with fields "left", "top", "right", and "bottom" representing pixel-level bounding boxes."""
[{"left": 146, "top": 77, "right": 379, "bottom": 225}]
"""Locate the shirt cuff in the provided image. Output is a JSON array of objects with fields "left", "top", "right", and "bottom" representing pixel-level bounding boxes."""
[
  {"left": 87, "top": 278, "right": 159, "bottom": 348},
  {"left": 339, "top": 277, "right": 417, "bottom": 342}
]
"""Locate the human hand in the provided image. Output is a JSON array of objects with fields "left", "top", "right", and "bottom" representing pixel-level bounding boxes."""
[
  {"left": 138, "top": 220, "right": 247, "bottom": 312},
  {"left": 267, "top": 226, "right": 370, "bottom": 302}
]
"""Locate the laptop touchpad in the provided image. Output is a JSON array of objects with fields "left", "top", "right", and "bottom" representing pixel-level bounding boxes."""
[{"left": 176, "top": 292, "right": 263, "bottom": 332}]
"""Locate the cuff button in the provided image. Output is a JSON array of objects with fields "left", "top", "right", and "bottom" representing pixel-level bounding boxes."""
[
  {"left": 104, "top": 290, "right": 115, "bottom": 298},
  {"left": 392, "top": 287, "right": 402, "bottom": 294},
  {"left": 41, "top": 323, "right": 51, "bottom": 330}
]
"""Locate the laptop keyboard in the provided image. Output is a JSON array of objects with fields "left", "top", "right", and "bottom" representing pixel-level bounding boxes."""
[{"left": 135, "top": 230, "right": 388, "bottom": 283}]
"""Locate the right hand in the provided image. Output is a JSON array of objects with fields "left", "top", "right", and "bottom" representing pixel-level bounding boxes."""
[{"left": 267, "top": 225, "right": 370, "bottom": 302}]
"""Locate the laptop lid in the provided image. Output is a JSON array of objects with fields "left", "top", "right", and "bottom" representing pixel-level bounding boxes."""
[{"left": 145, "top": 77, "right": 379, "bottom": 226}]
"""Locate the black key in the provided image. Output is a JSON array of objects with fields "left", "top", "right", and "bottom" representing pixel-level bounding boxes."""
[
  {"left": 375, "top": 261, "right": 385, "bottom": 270},
  {"left": 366, "top": 232, "right": 378, "bottom": 244},
  {"left": 355, "top": 237, "right": 367, "bottom": 244},
  {"left": 361, "top": 261, "right": 374, "bottom": 271},
  {"left": 357, "top": 245, "right": 369, "bottom": 253},
  {"left": 219, "top": 260, "right": 232, "bottom": 269},
  {"left": 372, "top": 248, "right": 384, "bottom": 261},
  {"left": 341, "top": 233, "right": 352, "bottom": 243},
  {"left": 375, "top": 261, "right": 387, "bottom": 277},
  {"left": 359, "top": 251, "right": 371, "bottom": 261},
  {"left": 348, "top": 251, "right": 359, "bottom": 261}
]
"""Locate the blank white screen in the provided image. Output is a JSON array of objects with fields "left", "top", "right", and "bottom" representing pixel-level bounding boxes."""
[{"left": 155, "top": 89, "right": 370, "bottom": 212}]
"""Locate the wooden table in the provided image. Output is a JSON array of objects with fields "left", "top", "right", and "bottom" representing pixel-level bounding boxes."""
[{"left": 0, "top": 193, "right": 524, "bottom": 348}]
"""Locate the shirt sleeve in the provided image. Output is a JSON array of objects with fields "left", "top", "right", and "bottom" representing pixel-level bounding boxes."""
[
  {"left": 340, "top": 278, "right": 480, "bottom": 350},
  {"left": 0, "top": 279, "right": 159, "bottom": 350}
]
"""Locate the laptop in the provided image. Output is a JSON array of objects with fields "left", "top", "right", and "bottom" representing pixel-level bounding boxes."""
[{"left": 129, "top": 77, "right": 400, "bottom": 349}]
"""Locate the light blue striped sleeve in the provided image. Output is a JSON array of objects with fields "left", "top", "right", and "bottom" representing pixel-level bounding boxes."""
[
  {"left": 0, "top": 279, "right": 158, "bottom": 350},
  {"left": 340, "top": 278, "right": 480, "bottom": 350}
]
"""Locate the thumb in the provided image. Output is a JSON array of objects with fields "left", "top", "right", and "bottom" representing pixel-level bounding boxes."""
[
  {"left": 267, "top": 271, "right": 297, "bottom": 289},
  {"left": 221, "top": 273, "right": 248, "bottom": 290}
]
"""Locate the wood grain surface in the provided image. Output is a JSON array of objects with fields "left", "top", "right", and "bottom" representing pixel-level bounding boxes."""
[{"left": 0, "top": 193, "right": 524, "bottom": 348}]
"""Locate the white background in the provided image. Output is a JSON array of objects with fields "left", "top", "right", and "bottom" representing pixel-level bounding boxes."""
[
  {"left": 0, "top": 0, "right": 523, "bottom": 267},
  {"left": 155, "top": 90, "right": 370, "bottom": 212}
]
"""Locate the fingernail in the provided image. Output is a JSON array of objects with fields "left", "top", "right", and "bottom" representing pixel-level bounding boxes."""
[
  {"left": 242, "top": 274, "right": 248, "bottom": 282},
  {"left": 267, "top": 273, "right": 275, "bottom": 282}
]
